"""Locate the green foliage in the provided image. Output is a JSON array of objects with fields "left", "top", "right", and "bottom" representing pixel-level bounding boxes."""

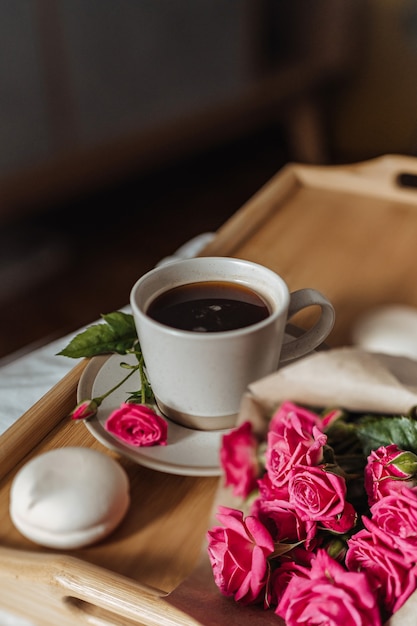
[
  {"left": 325, "top": 408, "right": 417, "bottom": 459},
  {"left": 355, "top": 414, "right": 417, "bottom": 457},
  {"left": 57, "top": 311, "right": 138, "bottom": 358},
  {"left": 126, "top": 386, "right": 155, "bottom": 405}
]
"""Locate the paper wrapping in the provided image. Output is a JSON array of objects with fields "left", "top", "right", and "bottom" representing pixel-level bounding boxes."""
[{"left": 238, "top": 347, "right": 417, "bottom": 436}]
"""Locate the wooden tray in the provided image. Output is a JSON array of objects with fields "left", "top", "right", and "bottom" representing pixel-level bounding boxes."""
[
  {"left": 203, "top": 153, "right": 417, "bottom": 347},
  {"left": 2, "top": 154, "right": 417, "bottom": 625}
]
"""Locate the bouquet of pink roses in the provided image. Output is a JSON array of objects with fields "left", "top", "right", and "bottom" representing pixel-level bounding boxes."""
[{"left": 207, "top": 401, "right": 417, "bottom": 625}]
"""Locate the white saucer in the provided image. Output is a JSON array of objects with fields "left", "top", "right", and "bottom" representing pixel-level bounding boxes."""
[{"left": 77, "top": 353, "right": 227, "bottom": 477}]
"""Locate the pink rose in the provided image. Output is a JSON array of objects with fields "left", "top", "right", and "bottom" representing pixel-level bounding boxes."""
[
  {"left": 252, "top": 495, "right": 317, "bottom": 548},
  {"left": 288, "top": 465, "right": 349, "bottom": 524},
  {"left": 319, "top": 501, "right": 357, "bottom": 534},
  {"left": 105, "top": 403, "right": 167, "bottom": 446},
  {"left": 70, "top": 399, "right": 99, "bottom": 420},
  {"left": 252, "top": 474, "right": 317, "bottom": 548},
  {"left": 270, "top": 401, "right": 324, "bottom": 434},
  {"left": 206, "top": 505, "right": 275, "bottom": 605},
  {"left": 364, "top": 444, "right": 417, "bottom": 506},
  {"left": 276, "top": 549, "right": 382, "bottom": 626},
  {"left": 220, "top": 421, "right": 259, "bottom": 498},
  {"left": 321, "top": 407, "right": 345, "bottom": 429},
  {"left": 370, "top": 486, "right": 417, "bottom": 561},
  {"left": 268, "top": 558, "right": 310, "bottom": 607},
  {"left": 257, "top": 471, "right": 290, "bottom": 503},
  {"left": 266, "top": 419, "right": 327, "bottom": 489},
  {"left": 346, "top": 515, "right": 417, "bottom": 616}
]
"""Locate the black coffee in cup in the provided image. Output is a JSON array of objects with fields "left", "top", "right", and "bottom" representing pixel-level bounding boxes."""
[{"left": 146, "top": 280, "right": 271, "bottom": 332}]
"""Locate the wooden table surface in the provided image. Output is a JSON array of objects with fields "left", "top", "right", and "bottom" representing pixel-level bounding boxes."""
[{"left": 1, "top": 154, "right": 417, "bottom": 626}]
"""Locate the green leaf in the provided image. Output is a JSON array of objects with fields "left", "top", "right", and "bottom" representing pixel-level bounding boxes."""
[
  {"left": 57, "top": 311, "right": 138, "bottom": 358},
  {"left": 101, "top": 311, "right": 137, "bottom": 336},
  {"left": 355, "top": 414, "right": 417, "bottom": 457}
]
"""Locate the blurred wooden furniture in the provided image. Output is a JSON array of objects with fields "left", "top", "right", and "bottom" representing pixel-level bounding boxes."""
[
  {"left": 0, "top": 0, "right": 364, "bottom": 224},
  {"left": 3, "top": 154, "right": 416, "bottom": 625}
]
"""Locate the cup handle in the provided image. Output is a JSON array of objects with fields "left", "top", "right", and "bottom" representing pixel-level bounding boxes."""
[{"left": 279, "top": 289, "right": 335, "bottom": 363}]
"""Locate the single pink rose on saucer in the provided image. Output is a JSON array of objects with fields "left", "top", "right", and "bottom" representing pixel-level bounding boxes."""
[{"left": 105, "top": 403, "right": 168, "bottom": 447}]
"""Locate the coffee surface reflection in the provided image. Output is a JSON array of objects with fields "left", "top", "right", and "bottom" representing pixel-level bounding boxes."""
[{"left": 147, "top": 280, "right": 271, "bottom": 332}]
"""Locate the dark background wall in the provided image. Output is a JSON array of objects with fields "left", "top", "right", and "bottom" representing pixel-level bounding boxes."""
[{"left": 1, "top": 0, "right": 416, "bottom": 362}]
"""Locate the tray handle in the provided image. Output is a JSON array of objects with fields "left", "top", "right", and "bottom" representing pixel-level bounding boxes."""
[
  {"left": 355, "top": 154, "right": 417, "bottom": 192},
  {"left": 0, "top": 546, "right": 200, "bottom": 626},
  {"left": 345, "top": 154, "right": 417, "bottom": 199},
  {"left": 290, "top": 154, "right": 417, "bottom": 205},
  {"left": 396, "top": 171, "right": 417, "bottom": 190}
]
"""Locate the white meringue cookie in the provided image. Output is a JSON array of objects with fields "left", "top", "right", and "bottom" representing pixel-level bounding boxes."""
[
  {"left": 9, "top": 447, "right": 130, "bottom": 549},
  {"left": 352, "top": 305, "right": 417, "bottom": 361}
]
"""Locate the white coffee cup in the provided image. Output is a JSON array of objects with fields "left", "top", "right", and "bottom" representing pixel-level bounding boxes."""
[{"left": 130, "top": 257, "right": 335, "bottom": 431}]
